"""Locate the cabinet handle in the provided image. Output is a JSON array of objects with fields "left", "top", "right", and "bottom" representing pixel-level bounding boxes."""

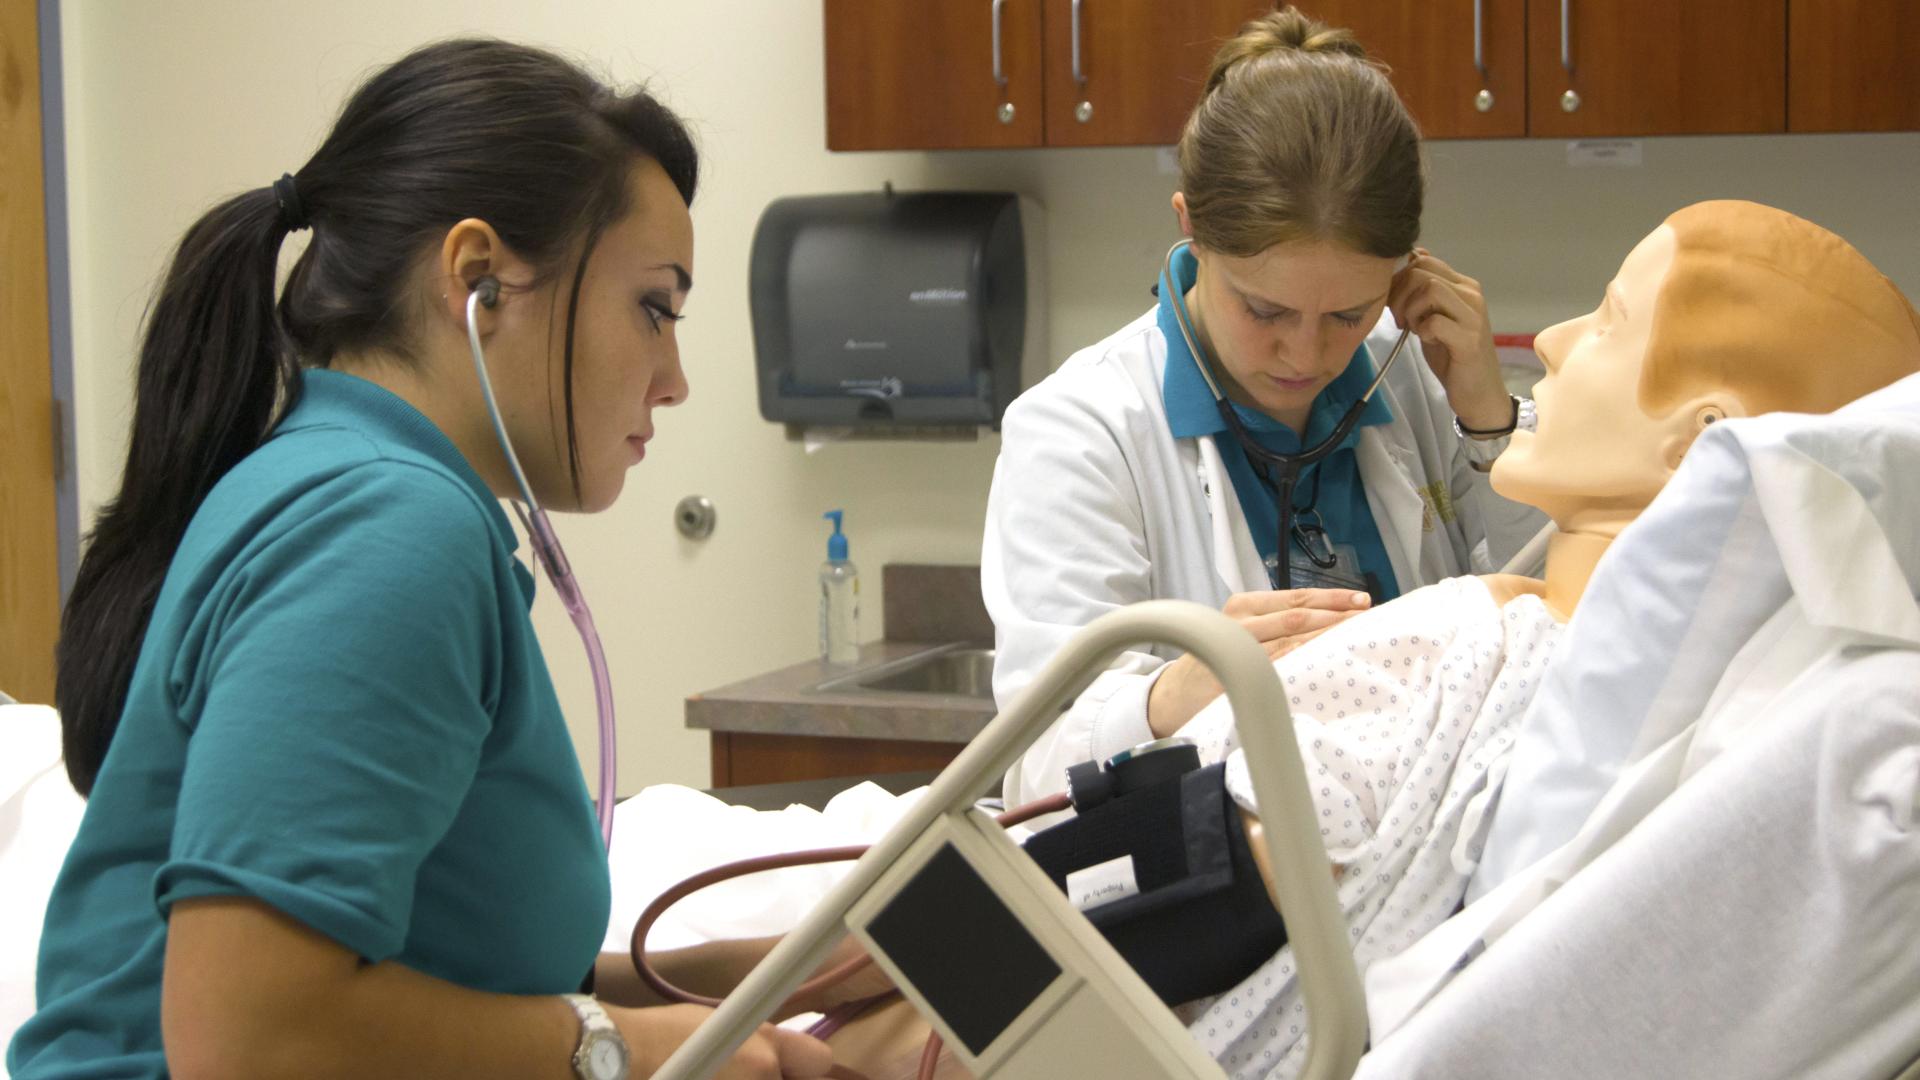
[
  {"left": 1551, "top": 0, "right": 1582, "bottom": 110},
  {"left": 1473, "top": 0, "right": 1485, "bottom": 79},
  {"left": 1472, "top": 0, "right": 1493, "bottom": 111},
  {"left": 1560, "top": 0, "right": 1573, "bottom": 76},
  {"left": 992, "top": 0, "right": 1009, "bottom": 87},
  {"left": 1071, "top": 0, "right": 1086, "bottom": 85}
]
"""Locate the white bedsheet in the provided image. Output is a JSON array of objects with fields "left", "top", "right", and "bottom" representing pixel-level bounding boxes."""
[
  {"left": 1, "top": 706, "right": 88, "bottom": 1062},
  {"left": 1354, "top": 646, "right": 1920, "bottom": 1080},
  {"left": 604, "top": 781, "right": 933, "bottom": 954},
  {"left": 1476, "top": 372, "right": 1920, "bottom": 896}
]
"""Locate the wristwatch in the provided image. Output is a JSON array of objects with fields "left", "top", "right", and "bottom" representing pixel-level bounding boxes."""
[
  {"left": 565, "top": 994, "right": 630, "bottom": 1080},
  {"left": 1454, "top": 395, "right": 1537, "bottom": 469}
]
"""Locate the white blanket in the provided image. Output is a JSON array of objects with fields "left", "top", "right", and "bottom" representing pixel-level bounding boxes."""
[
  {"left": 1354, "top": 646, "right": 1920, "bottom": 1080},
  {"left": 1, "top": 706, "right": 88, "bottom": 1062},
  {"left": 1174, "top": 575, "right": 1561, "bottom": 1079},
  {"left": 604, "top": 781, "right": 933, "bottom": 954},
  {"left": 1363, "top": 374, "right": 1920, "bottom": 1070}
]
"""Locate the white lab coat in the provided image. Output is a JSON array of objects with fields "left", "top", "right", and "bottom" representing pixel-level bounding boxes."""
[{"left": 984, "top": 308, "right": 1547, "bottom": 807}]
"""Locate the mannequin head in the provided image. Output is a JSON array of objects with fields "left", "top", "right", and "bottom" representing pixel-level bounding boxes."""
[{"left": 1494, "top": 200, "right": 1920, "bottom": 537}]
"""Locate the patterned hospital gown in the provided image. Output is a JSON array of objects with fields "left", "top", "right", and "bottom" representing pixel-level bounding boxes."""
[{"left": 1174, "top": 575, "right": 1562, "bottom": 1079}]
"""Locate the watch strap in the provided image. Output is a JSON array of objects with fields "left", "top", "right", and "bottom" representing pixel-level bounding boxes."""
[
  {"left": 1456, "top": 396, "right": 1535, "bottom": 468},
  {"left": 564, "top": 994, "right": 628, "bottom": 1080}
]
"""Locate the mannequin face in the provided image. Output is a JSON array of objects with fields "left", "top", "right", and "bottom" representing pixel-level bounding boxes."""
[{"left": 1492, "top": 224, "right": 1710, "bottom": 536}]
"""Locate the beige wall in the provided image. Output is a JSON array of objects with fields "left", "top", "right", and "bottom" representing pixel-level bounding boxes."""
[{"left": 61, "top": 1, "right": 1920, "bottom": 792}]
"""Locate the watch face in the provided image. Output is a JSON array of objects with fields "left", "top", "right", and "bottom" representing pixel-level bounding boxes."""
[{"left": 587, "top": 1036, "right": 627, "bottom": 1080}]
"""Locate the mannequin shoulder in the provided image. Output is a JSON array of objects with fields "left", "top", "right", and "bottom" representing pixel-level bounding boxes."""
[{"left": 1478, "top": 573, "right": 1548, "bottom": 608}]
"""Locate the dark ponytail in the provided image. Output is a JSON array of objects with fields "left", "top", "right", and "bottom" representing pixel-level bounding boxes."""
[
  {"left": 57, "top": 39, "right": 698, "bottom": 794},
  {"left": 56, "top": 189, "right": 298, "bottom": 794}
]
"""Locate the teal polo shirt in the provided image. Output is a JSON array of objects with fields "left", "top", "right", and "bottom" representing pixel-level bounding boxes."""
[
  {"left": 1157, "top": 246, "right": 1402, "bottom": 600},
  {"left": 8, "top": 370, "right": 610, "bottom": 1080}
]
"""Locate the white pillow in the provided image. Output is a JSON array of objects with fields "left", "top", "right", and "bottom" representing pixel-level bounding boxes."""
[{"left": 1472, "top": 371, "right": 1920, "bottom": 895}]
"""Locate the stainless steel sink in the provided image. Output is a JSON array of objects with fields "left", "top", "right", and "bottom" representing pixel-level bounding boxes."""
[{"left": 816, "top": 645, "right": 997, "bottom": 699}]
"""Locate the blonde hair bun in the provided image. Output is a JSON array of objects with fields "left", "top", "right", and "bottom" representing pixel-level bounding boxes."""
[{"left": 1206, "top": 7, "right": 1367, "bottom": 93}]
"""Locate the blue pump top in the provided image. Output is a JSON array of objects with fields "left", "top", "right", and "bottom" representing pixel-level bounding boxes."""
[{"left": 823, "top": 509, "right": 849, "bottom": 561}]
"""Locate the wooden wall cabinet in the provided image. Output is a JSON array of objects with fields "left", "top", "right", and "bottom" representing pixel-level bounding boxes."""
[
  {"left": 1290, "top": 0, "right": 1529, "bottom": 139},
  {"left": 1787, "top": 0, "right": 1920, "bottom": 132},
  {"left": 1301, "top": 0, "right": 1786, "bottom": 138},
  {"left": 825, "top": 0, "right": 1272, "bottom": 149},
  {"left": 1301, "top": 0, "right": 1915, "bottom": 137},
  {"left": 710, "top": 731, "right": 966, "bottom": 788},
  {"left": 826, "top": 1, "right": 1916, "bottom": 149},
  {"left": 1524, "top": 0, "right": 1786, "bottom": 137}
]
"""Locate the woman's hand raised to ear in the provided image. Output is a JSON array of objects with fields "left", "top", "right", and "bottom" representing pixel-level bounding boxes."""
[{"left": 1388, "top": 249, "right": 1514, "bottom": 434}]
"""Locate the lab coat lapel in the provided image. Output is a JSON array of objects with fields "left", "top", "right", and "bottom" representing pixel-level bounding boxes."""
[
  {"left": 1196, "top": 437, "right": 1265, "bottom": 595},
  {"left": 1356, "top": 427, "right": 1427, "bottom": 592}
]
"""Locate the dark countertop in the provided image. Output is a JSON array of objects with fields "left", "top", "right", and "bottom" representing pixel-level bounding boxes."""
[{"left": 684, "top": 640, "right": 997, "bottom": 744}]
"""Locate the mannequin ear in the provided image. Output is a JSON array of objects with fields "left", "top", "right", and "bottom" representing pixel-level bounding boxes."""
[
  {"left": 1694, "top": 397, "right": 1747, "bottom": 429},
  {"left": 1171, "top": 191, "right": 1194, "bottom": 238},
  {"left": 1659, "top": 395, "right": 1748, "bottom": 470}
]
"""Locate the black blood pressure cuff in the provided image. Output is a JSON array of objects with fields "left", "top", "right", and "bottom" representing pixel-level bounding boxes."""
[{"left": 1019, "top": 762, "right": 1288, "bottom": 1006}]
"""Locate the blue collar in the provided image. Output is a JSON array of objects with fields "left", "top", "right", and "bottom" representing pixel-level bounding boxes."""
[
  {"left": 1157, "top": 245, "right": 1393, "bottom": 454},
  {"left": 279, "top": 368, "right": 521, "bottom": 554}
]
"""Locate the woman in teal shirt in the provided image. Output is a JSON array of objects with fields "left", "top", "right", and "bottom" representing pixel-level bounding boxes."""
[{"left": 9, "top": 40, "right": 829, "bottom": 1080}]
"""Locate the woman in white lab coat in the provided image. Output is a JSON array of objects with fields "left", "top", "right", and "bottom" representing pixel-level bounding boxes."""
[{"left": 985, "top": 7, "right": 1547, "bottom": 806}]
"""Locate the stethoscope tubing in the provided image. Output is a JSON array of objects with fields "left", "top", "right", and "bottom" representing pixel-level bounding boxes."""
[{"left": 467, "top": 288, "right": 619, "bottom": 852}]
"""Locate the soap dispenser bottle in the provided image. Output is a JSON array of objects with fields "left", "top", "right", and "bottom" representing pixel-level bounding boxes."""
[{"left": 819, "top": 510, "right": 860, "bottom": 664}]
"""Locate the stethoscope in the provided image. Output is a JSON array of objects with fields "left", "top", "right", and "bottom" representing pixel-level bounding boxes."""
[
  {"left": 466, "top": 279, "right": 619, "bottom": 851},
  {"left": 1161, "top": 239, "right": 1413, "bottom": 591}
]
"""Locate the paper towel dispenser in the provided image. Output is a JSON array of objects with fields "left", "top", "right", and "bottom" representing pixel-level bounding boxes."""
[{"left": 749, "top": 190, "right": 1043, "bottom": 432}]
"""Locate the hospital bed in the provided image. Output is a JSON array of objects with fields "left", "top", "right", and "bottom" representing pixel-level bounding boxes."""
[
  {"left": 657, "top": 373, "right": 1920, "bottom": 1079},
  {"left": 7, "top": 377, "right": 1920, "bottom": 1077}
]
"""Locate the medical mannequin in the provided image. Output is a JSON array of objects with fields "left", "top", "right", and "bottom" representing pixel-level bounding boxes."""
[
  {"left": 1481, "top": 198, "right": 1920, "bottom": 619},
  {"left": 821, "top": 201, "right": 1920, "bottom": 1080}
]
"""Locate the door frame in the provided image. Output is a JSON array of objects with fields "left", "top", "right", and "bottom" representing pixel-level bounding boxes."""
[
  {"left": 40, "top": 0, "right": 77, "bottom": 598},
  {"left": 0, "top": 0, "right": 77, "bottom": 704}
]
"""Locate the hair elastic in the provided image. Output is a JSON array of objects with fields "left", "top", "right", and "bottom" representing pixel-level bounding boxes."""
[{"left": 272, "top": 173, "right": 310, "bottom": 232}]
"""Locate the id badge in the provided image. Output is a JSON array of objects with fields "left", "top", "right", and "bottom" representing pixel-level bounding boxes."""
[{"left": 1266, "top": 542, "right": 1381, "bottom": 600}]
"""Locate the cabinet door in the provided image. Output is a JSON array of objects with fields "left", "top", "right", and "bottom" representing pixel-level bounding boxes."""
[
  {"left": 711, "top": 732, "right": 965, "bottom": 788},
  {"left": 1526, "top": 0, "right": 1787, "bottom": 136},
  {"left": 1787, "top": 0, "right": 1920, "bottom": 131},
  {"left": 1300, "top": 1, "right": 1527, "bottom": 139},
  {"left": 825, "top": 0, "right": 1045, "bottom": 150},
  {"left": 1039, "top": 0, "right": 1271, "bottom": 147}
]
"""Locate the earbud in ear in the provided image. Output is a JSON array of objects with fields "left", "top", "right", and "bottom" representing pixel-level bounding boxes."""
[{"left": 474, "top": 277, "right": 501, "bottom": 309}]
